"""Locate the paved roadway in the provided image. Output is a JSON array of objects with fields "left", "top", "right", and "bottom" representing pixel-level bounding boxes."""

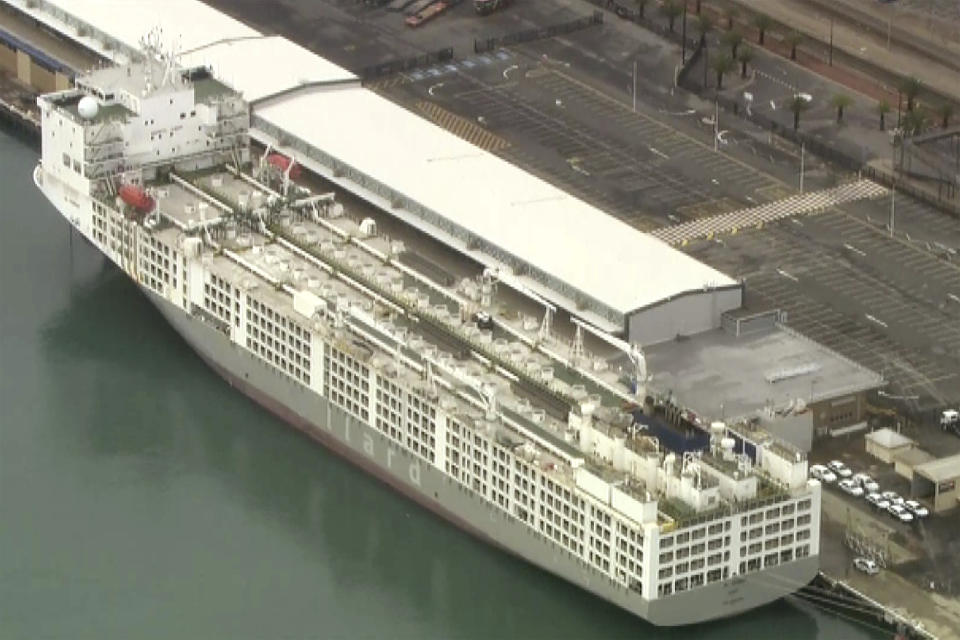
[
  {"left": 685, "top": 209, "right": 960, "bottom": 407},
  {"left": 651, "top": 180, "right": 887, "bottom": 245}
]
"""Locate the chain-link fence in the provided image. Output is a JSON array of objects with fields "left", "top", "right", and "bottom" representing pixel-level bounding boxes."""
[
  {"left": 360, "top": 47, "right": 455, "bottom": 82},
  {"left": 473, "top": 12, "right": 603, "bottom": 54}
]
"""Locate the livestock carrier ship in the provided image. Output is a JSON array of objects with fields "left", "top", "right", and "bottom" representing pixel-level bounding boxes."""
[{"left": 32, "top": 49, "right": 821, "bottom": 626}]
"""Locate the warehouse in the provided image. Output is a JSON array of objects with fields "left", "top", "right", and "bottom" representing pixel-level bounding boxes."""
[{"left": 24, "top": 0, "right": 741, "bottom": 345}]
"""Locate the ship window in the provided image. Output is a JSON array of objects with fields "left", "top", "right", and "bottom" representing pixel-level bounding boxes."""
[{"left": 62, "top": 153, "right": 70, "bottom": 167}]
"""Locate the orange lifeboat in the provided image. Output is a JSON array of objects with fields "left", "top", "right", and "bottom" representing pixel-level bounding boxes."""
[
  {"left": 266, "top": 153, "right": 301, "bottom": 179},
  {"left": 118, "top": 184, "right": 155, "bottom": 213}
]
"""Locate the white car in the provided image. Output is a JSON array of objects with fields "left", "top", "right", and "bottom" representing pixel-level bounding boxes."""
[
  {"left": 881, "top": 490, "right": 901, "bottom": 503},
  {"left": 853, "top": 557, "right": 880, "bottom": 575},
  {"left": 904, "top": 500, "right": 930, "bottom": 518},
  {"left": 865, "top": 492, "right": 890, "bottom": 510},
  {"left": 810, "top": 464, "right": 837, "bottom": 483},
  {"left": 887, "top": 504, "right": 914, "bottom": 523},
  {"left": 828, "top": 460, "right": 853, "bottom": 478},
  {"left": 852, "top": 473, "right": 879, "bottom": 493},
  {"left": 838, "top": 478, "right": 864, "bottom": 497}
]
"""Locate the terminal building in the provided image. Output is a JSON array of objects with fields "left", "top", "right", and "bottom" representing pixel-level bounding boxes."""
[{"left": 6, "top": 0, "right": 882, "bottom": 450}]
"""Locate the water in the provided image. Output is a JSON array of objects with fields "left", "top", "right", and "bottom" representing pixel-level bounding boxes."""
[{"left": 0, "top": 128, "right": 887, "bottom": 639}]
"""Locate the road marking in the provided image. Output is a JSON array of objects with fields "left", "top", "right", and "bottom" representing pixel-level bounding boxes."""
[
  {"left": 427, "top": 82, "right": 445, "bottom": 96},
  {"left": 651, "top": 180, "right": 887, "bottom": 245},
  {"left": 865, "top": 314, "right": 888, "bottom": 329},
  {"left": 777, "top": 269, "right": 799, "bottom": 282},
  {"left": 948, "top": 293, "right": 960, "bottom": 304},
  {"left": 415, "top": 101, "right": 511, "bottom": 152},
  {"left": 843, "top": 243, "right": 867, "bottom": 257},
  {"left": 648, "top": 146, "right": 669, "bottom": 160},
  {"left": 503, "top": 64, "right": 519, "bottom": 80}
]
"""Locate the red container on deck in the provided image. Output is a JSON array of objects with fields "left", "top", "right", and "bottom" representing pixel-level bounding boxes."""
[
  {"left": 267, "top": 153, "right": 301, "bottom": 180},
  {"left": 119, "top": 184, "right": 155, "bottom": 213}
]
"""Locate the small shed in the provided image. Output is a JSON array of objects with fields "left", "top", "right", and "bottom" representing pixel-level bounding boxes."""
[
  {"left": 893, "top": 447, "right": 935, "bottom": 479},
  {"left": 912, "top": 454, "right": 960, "bottom": 513},
  {"left": 864, "top": 428, "right": 915, "bottom": 463}
]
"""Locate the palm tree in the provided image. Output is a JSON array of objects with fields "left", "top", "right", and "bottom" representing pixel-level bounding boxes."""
[
  {"left": 724, "top": 6, "right": 739, "bottom": 30},
  {"left": 695, "top": 13, "right": 713, "bottom": 46},
  {"left": 939, "top": 103, "right": 954, "bottom": 128},
  {"left": 899, "top": 76, "right": 922, "bottom": 111},
  {"left": 737, "top": 46, "right": 754, "bottom": 78},
  {"left": 831, "top": 93, "right": 853, "bottom": 124},
  {"left": 660, "top": 0, "right": 683, "bottom": 33},
  {"left": 789, "top": 95, "right": 809, "bottom": 130},
  {"left": 634, "top": 0, "right": 648, "bottom": 19},
  {"left": 877, "top": 99, "right": 891, "bottom": 130},
  {"left": 753, "top": 14, "right": 773, "bottom": 46},
  {"left": 711, "top": 53, "right": 735, "bottom": 90},
  {"left": 902, "top": 108, "right": 926, "bottom": 135},
  {"left": 721, "top": 29, "right": 744, "bottom": 58},
  {"left": 785, "top": 31, "right": 803, "bottom": 61}
]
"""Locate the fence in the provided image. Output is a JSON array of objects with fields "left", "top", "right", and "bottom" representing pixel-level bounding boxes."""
[
  {"left": 473, "top": 12, "right": 603, "bottom": 54},
  {"left": 360, "top": 47, "right": 454, "bottom": 81},
  {"left": 676, "top": 39, "right": 704, "bottom": 88},
  {"left": 680, "top": 78, "right": 960, "bottom": 219},
  {"left": 582, "top": 0, "right": 699, "bottom": 52}
]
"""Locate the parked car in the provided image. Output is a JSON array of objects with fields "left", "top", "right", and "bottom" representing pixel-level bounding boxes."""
[
  {"left": 838, "top": 478, "right": 865, "bottom": 497},
  {"left": 865, "top": 492, "right": 890, "bottom": 510},
  {"left": 881, "top": 491, "right": 901, "bottom": 503},
  {"left": 852, "top": 473, "right": 879, "bottom": 493},
  {"left": 903, "top": 500, "right": 930, "bottom": 518},
  {"left": 810, "top": 464, "right": 838, "bottom": 483},
  {"left": 828, "top": 460, "right": 853, "bottom": 478},
  {"left": 887, "top": 503, "right": 914, "bottom": 523},
  {"left": 853, "top": 557, "right": 880, "bottom": 575}
]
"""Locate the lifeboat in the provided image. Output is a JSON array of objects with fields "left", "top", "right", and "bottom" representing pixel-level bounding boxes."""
[
  {"left": 118, "top": 184, "right": 155, "bottom": 213},
  {"left": 266, "top": 153, "right": 301, "bottom": 179}
]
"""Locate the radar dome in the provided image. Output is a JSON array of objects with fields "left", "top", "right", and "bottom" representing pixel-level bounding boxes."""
[{"left": 77, "top": 96, "right": 99, "bottom": 119}]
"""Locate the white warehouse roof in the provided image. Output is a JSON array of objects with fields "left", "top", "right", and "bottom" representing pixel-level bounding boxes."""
[
  {"left": 179, "top": 36, "right": 356, "bottom": 102},
  {"left": 36, "top": 0, "right": 259, "bottom": 54},
  {"left": 257, "top": 87, "right": 738, "bottom": 316},
  {"left": 16, "top": 0, "right": 738, "bottom": 321}
]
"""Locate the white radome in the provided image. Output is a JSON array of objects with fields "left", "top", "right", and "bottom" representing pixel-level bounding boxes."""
[{"left": 77, "top": 95, "right": 99, "bottom": 119}]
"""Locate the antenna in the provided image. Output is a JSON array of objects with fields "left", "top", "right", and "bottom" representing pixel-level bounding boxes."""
[
  {"left": 570, "top": 324, "right": 585, "bottom": 364},
  {"left": 538, "top": 306, "right": 552, "bottom": 343}
]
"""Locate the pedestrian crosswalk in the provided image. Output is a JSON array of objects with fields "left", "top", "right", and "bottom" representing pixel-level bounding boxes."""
[
  {"left": 652, "top": 180, "right": 888, "bottom": 245},
  {"left": 415, "top": 101, "right": 511, "bottom": 153}
]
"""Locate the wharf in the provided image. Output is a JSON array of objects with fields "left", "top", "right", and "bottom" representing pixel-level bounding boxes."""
[{"left": 818, "top": 491, "right": 960, "bottom": 639}]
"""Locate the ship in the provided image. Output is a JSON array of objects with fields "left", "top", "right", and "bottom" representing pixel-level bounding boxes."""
[{"left": 32, "top": 48, "right": 821, "bottom": 626}]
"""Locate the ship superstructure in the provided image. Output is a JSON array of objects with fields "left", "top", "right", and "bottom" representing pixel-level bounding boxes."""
[{"left": 34, "top": 52, "right": 821, "bottom": 626}]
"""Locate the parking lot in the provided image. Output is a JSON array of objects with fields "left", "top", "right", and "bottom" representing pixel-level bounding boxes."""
[
  {"left": 377, "top": 51, "right": 787, "bottom": 229},
  {"left": 685, "top": 202, "right": 960, "bottom": 409},
  {"left": 811, "top": 431, "right": 960, "bottom": 598}
]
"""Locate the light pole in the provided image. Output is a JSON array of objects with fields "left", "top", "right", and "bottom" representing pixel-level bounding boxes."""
[
  {"left": 714, "top": 99, "right": 719, "bottom": 152},
  {"left": 829, "top": 18, "right": 834, "bottom": 66},
  {"left": 890, "top": 185, "right": 896, "bottom": 236},
  {"left": 800, "top": 141, "right": 805, "bottom": 193},
  {"left": 681, "top": 4, "right": 688, "bottom": 64}
]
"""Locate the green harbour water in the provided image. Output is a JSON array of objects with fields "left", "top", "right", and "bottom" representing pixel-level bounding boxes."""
[{"left": 0, "top": 128, "right": 886, "bottom": 639}]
